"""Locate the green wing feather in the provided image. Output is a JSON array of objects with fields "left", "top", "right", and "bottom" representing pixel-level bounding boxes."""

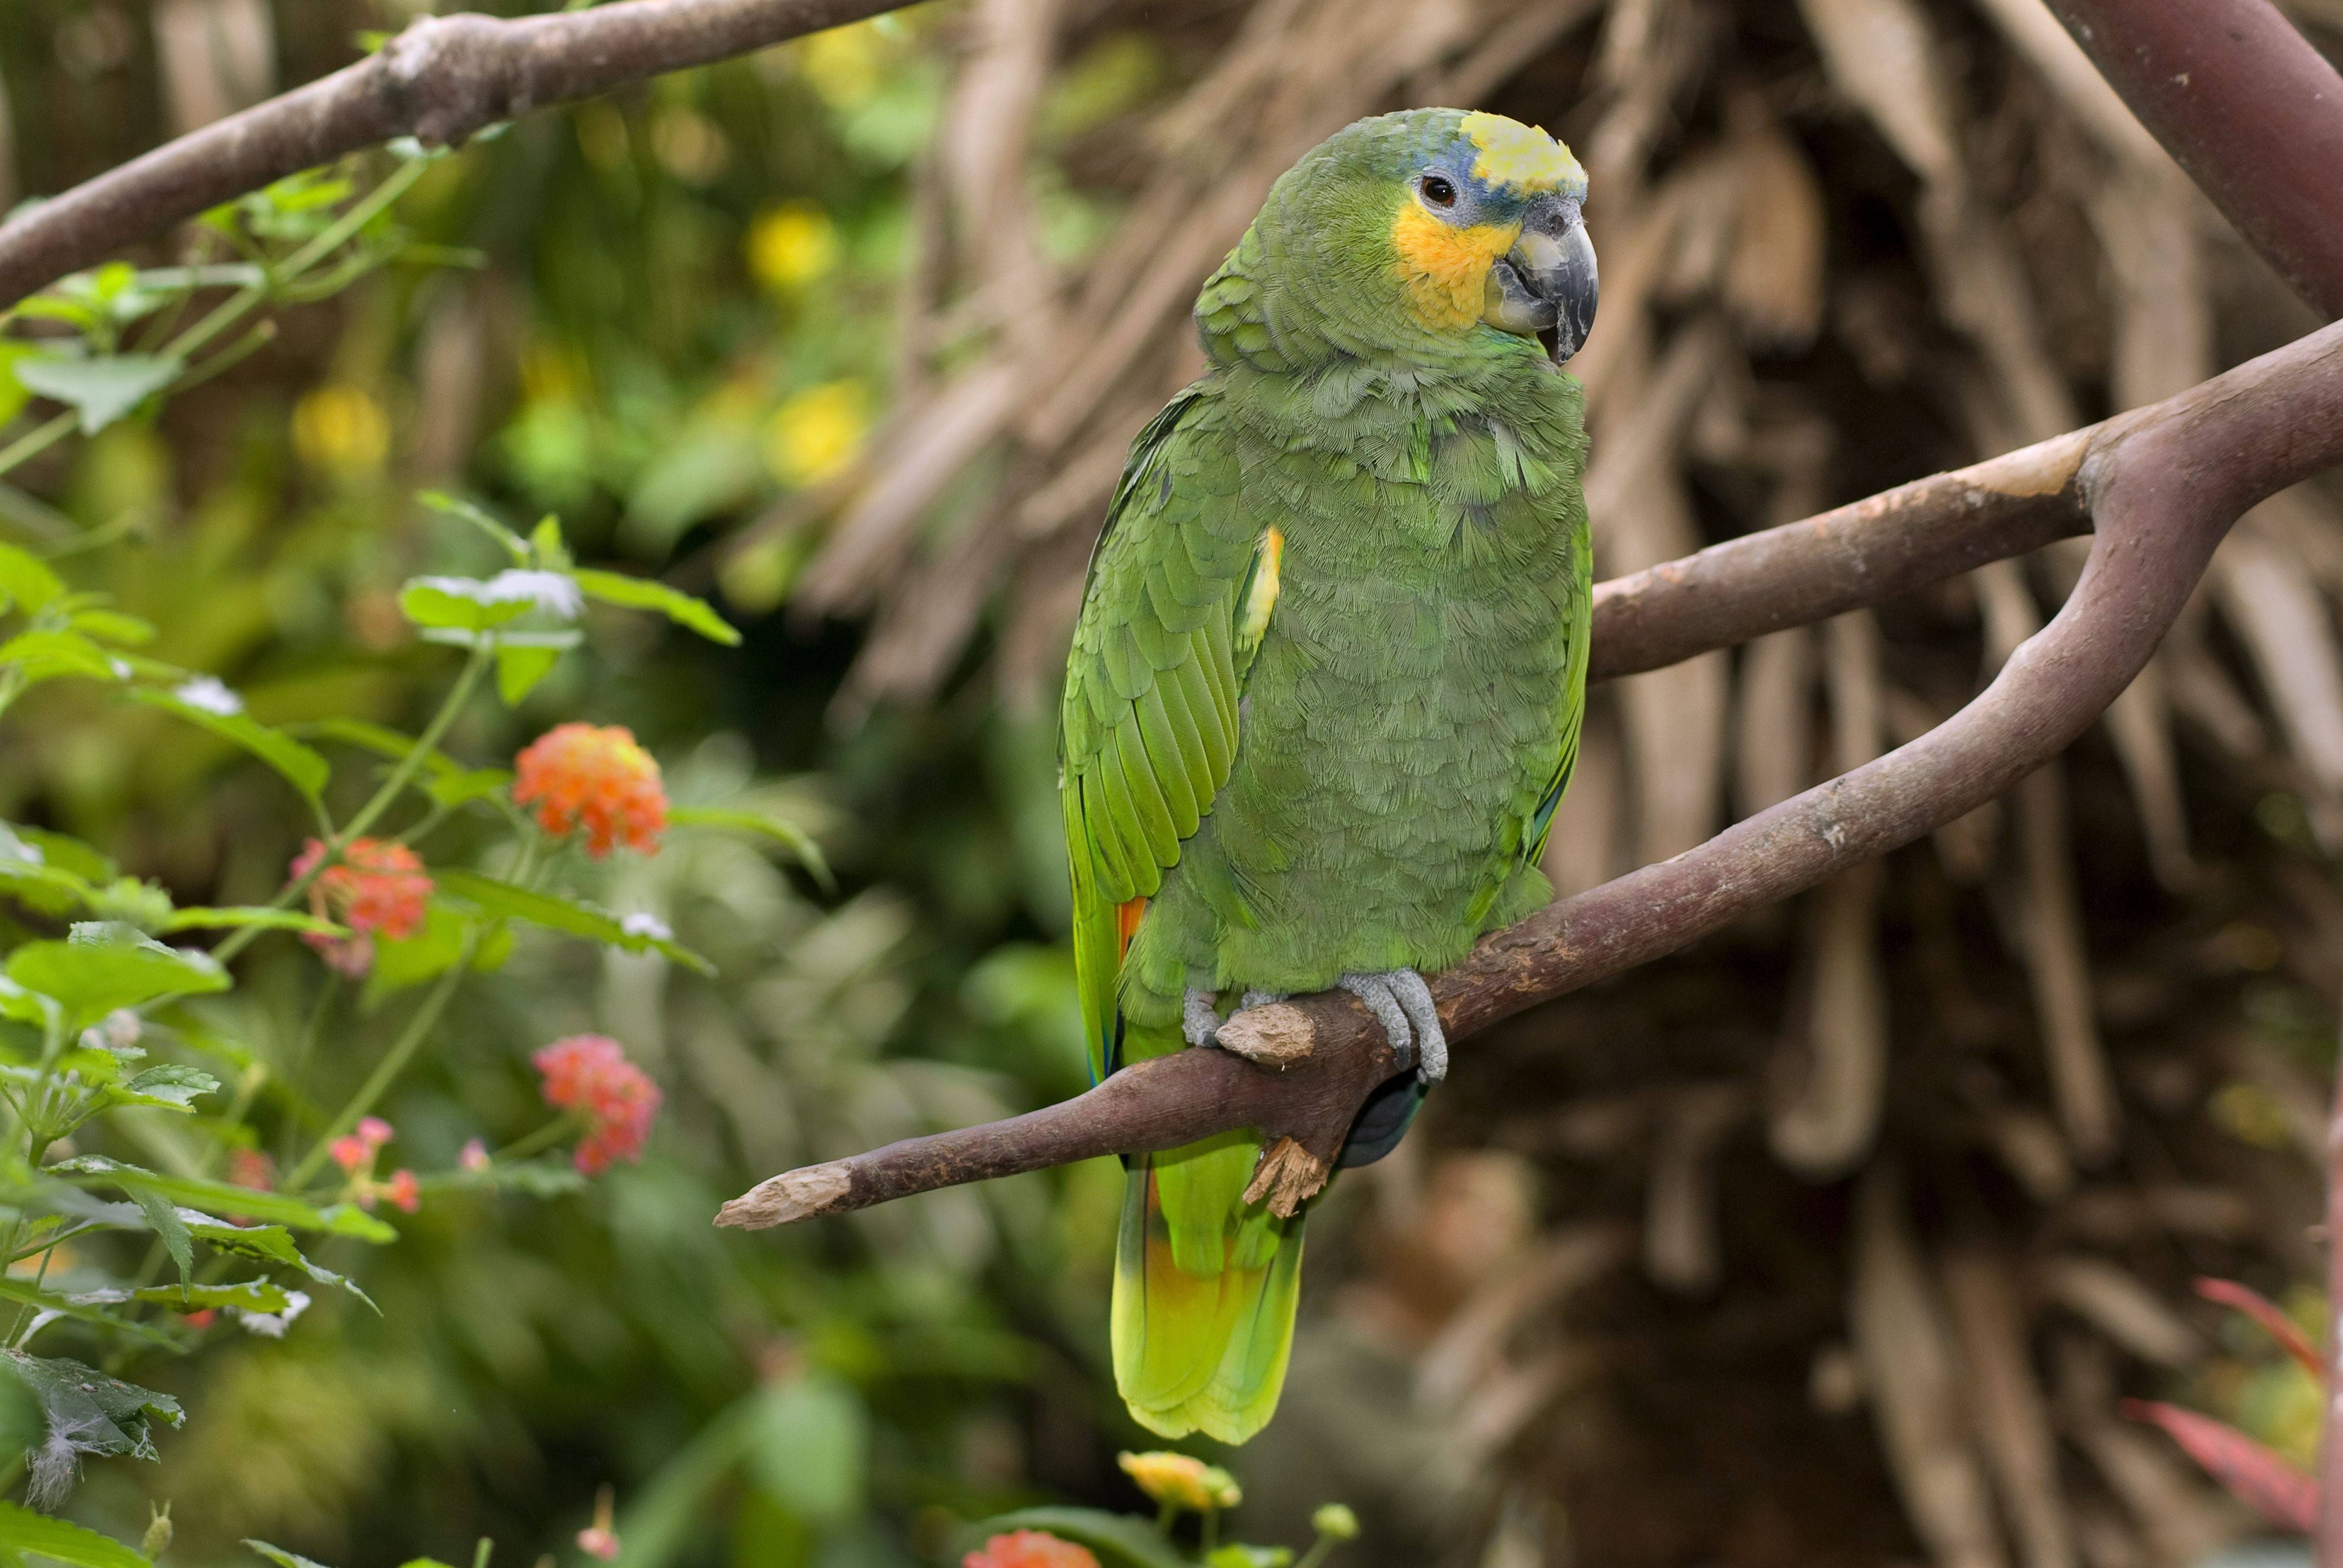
[
  {"left": 1524, "top": 519, "right": 1595, "bottom": 866},
  {"left": 1059, "top": 380, "right": 1301, "bottom": 1444}
]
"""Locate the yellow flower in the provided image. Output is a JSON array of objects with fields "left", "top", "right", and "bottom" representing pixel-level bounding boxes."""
[
  {"left": 1118, "top": 1450, "right": 1241, "bottom": 1512},
  {"left": 291, "top": 385, "right": 389, "bottom": 474},
  {"left": 748, "top": 202, "right": 839, "bottom": 291},
  {"left": 763, "top": 381, "right": 868, "bottom": 486}
]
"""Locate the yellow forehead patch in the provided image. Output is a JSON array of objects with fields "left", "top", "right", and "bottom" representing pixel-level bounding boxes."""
[
  {"left": 1462, "top": 111, "right": 1582, "bottom": 193},
  {"left": 1391, "top": 203, "right": 1520, "bottom": 331}
]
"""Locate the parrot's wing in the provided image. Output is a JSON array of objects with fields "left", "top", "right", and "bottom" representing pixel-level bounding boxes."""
[
  {"left": 1523, "top": 527, "right": 1596, "bottom": 867},
  {"left": 1060, "top": 382, "right": 1268, "bottom": 1084}
]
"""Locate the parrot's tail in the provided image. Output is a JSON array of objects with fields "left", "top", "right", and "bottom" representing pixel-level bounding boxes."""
[{"left": 1111, "top": 1131, "right": 1305, "bottom": 1445}]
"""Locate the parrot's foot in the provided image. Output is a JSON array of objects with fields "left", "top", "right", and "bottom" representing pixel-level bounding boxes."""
[
  {"left": 1183, "top": 987, "right": 1221, "bottom": 1049},
  {"left": 1338, "top": 968, "right": 1447, "bottom": 1085}
]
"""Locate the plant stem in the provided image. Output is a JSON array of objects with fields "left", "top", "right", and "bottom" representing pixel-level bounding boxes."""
[
  {"left": 0, "top": 412, "right": 76, "bottom": 482},
  {"left": 337, "top": 646, "right": 491, "bottom": 847},
  {"left": 287, "top": 935, "right": 475, "bottom": 1189},
  {"left": 490, "top": 1112, "right": 584, "bottom": 1166}
]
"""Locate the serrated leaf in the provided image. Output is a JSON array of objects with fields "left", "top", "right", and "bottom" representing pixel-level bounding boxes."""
[
  {"left": 11, "top": 353, "right": 182, "bottom": 434},
  {"left": 46, "top": 1156, "right": 394, "bottom": 1241},
  {"left": 969, "top": 1509, "right": 1195, "bottom": 1568},
  {"left": 134, "top": 1279, "right": 293, "bottom": 1315},
  {"left": 108, "top": 1063, "right": 222, "bottom": 1113},
  {"left": 0, "top": 1278, "right": 178, "bottom": 1345},
  {"left": 668, "top": 805, "right": 833, "bottom": 891},
  {"left": 126, "top": 687, "right": 329, "bottom": 800},
  {"left": 131, "top": 1188, "right": 191, "bottom": 1281},
  {"left": 1, "top": 1349, "right": 183, "bottom": 1467},
  {"left": 181, "top": 1216, "right": 376, "bottom": 1307},
  {"left": 432, "top": 870, "right": 715, "bottom": 974},
  {"left": 495, "top": 642, "right": 562, "bottom": 705},
  {"left": 0, "top": 542, "right": 66, "bottom": 618},
  {"left": 571, "top": 568, "right": 742, "bottom": 645},
  {"left": 6, "top": 929, "right": 227, "bottom": 1028},
  {"left": 0, "top": 1498, "right": 154, "bottom": 1568}
]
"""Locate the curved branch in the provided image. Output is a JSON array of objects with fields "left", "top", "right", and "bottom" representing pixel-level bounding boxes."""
[
  {"left": 0, "top": 0, "right": 908, "bottom": 310},
  {"left": 2046, "top": 0, "right": 2343, "bottom": 320},
  {"left": 719, "top": 319, "right": 2343, "bottom": 1230}
]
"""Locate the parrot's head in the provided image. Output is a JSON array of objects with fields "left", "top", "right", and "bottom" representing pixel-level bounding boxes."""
[{"left": 1209, "top": 108, "right": 1598, "bottom": 372}]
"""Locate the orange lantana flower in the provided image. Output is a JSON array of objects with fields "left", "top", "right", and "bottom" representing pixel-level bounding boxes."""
[
  {"left": 962, "top": 1532, "right": 1099, "bottom": 1568},
  {"left": 289, "top": 836, "right": 432, "bottom": 976},
  {"left": 512, "top": 723, "right": 667, "bottom": 858}
]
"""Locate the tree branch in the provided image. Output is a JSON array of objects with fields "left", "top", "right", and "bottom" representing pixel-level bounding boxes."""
[
  {"left": 0, "top": 0, "right": 910, "bottom": 311},
  {"left": 718, "top": 319, "right": 2343, "bottom": 1230},
  {"left": 2045, "top": 0, "right": 2343, "bottom": 320}
]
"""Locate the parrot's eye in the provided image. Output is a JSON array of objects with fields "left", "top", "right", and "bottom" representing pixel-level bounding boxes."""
[{"left": 1420, "top": 175, "right": 1458, "bottom": 208}]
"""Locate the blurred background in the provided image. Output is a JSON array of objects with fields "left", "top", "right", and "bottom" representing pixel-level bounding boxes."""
[{"left": 5, "top": 0, "right": 2343, "bottom": 1563}]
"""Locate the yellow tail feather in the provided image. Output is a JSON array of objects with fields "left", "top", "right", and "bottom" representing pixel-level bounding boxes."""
[{"left": 1111, "top": 1142, "right": 1305, "bottom": 1444}]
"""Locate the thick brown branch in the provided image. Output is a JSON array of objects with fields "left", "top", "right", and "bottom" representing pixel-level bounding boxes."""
[
  {"left": 0, "top": 0, "right": 908, "bottom": 310},
  {"left": 2046, "top": 0, "right": 2343, "bottom": 319},
  {"left": 720, "top": 320, "right": 2343, "bottom": 1229}
]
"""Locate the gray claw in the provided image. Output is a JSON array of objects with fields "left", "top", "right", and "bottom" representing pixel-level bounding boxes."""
[
  {"left": 1184, "top": 987, "right": 1221, "bottom": 1049},
  {"left": 1387, "top": 967, "right": 1446, "bottom": 1085},
  {"left": 1240, "top": 990, "right": 1286, "bottom": 1010},
  {"left": 1339, "top": 971, "right": 1414, "bottom": 1073}
]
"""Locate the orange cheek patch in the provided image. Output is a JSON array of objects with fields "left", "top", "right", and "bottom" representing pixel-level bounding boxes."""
[{"left": 1391, "top": 204, "right": 1520, "bottom": 331}]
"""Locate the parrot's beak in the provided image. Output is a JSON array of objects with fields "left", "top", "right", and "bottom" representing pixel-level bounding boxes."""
[{"left": 1483, "top": 192, "right": 1599, "bottom": 364}]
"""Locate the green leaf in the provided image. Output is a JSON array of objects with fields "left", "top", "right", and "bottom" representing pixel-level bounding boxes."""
[
  {"left": 432, "top": 870, "right": 715, "bottom": 975},
  {"left": 0, "top": 628, "right": 124, "bottom": 681},
  {"left": 134, "top": 1279, "right": 293, "bottom": 1315},
  {"left": 245, "top": 1542, "right": 334, "bottom": 1568},
  {"left": 298, "top": 718, "right": 506, "bottom": 806},
  {"left": 0, "top": 542, "right": 65, "bottom": 618},
  {"left": 0, "top": 1278, "right": 178, "bottom": 1344},
  {"left": 46, "top": 1157, "right": 395, "bottom": 1242},
  {"left": 969, "top": 1510, "right": 1195, "bottom": 1568},
  {"left": 11, "top": 353, "right": 183, "bottom": 435},
  {"left": 127, "top": 686, "right": 330, "bottom": 800},
  {"left": 6, "top": 927, "right": 227, "bottom": 1028},
  {"left": 131, "top": 1188, "right": 192, "bottom": 1281},
  {"left": 162, "top": 906, "right": 345, "bottom": 936},
  {"left": 180, "top": 1215, "right": 376, "bottom": 1307},
  {"left": 364, "top": 901, "right": 472, "bottom": 1004},
  {"left": 0, "top": 1498, "right": 153, "bottom": 1568},
  {"left": 668, "top": 805, "right": 834, "bottom": 891},
  {"left": 570, "top": 568, "right": 742, "bottom": 645},
  {"left": 9, "top": 827, "right": 113, "bottom": 883},
  {"left": 528, "top": 513, "right": 569, "bottom": 569},
  {"left": 397, "top": 578, "right": 534, "bottom": 633},
  {"left": 68, "top": 608, "right": 155, "bottom": 646},
  {"left": 1, "top": 1349, "right": 183, "bottom": 1467},
  {"left": 107, "top": 1063, "right": 222, "bottom": 1113},
  {"left": 746, "top": 1376, "right": 867, "bottom": 1525},
  {"left": 493, "top": 642, "right": 562, "bottom": 706}
]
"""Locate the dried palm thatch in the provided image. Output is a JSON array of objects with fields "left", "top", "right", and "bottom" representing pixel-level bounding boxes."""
[{"left": 736, "top": 0, "right": 2343, "bottom": 1561}]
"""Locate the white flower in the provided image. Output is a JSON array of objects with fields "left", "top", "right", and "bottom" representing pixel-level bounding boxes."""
[
  {"left": 409, "top": 570, "right": 582, "bottom": 618},
  {"left": 231, "top": 1290, "right": 311, "bottom": 1339},
  {"left": 172, "top": 676, "right": 243, "bottom": 716},
  {"left": 620, "top": 912, "right": 673, "bottom": 942},
  {"left": 107, "top": 658, "right": 132, "bottom": 680},
  {"left": 486, "top": 569, "right": 584, "bottom": 617}
]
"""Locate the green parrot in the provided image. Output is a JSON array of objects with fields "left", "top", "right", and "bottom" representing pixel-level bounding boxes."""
[{"left": 1057, "top": 106, "right": 1599, "bottom": 1444}]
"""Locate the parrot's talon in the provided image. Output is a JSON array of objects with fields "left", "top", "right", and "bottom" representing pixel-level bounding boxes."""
[
  {"left": 1338, "top": 972, "right": 1415, "bottom": 1074},
  {"left": 1183, "top": 987, "right": 1222, "bottom": 1049},
  {"left": 1239, "top": 990, "right": 1285, "bottom": 1010},
  {"left": 1387, "top": 967, "right": 1446, "bottom": 1085},
  {"left": 1339, "top": 969, "right": 1445, "bottom": 1084}
]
